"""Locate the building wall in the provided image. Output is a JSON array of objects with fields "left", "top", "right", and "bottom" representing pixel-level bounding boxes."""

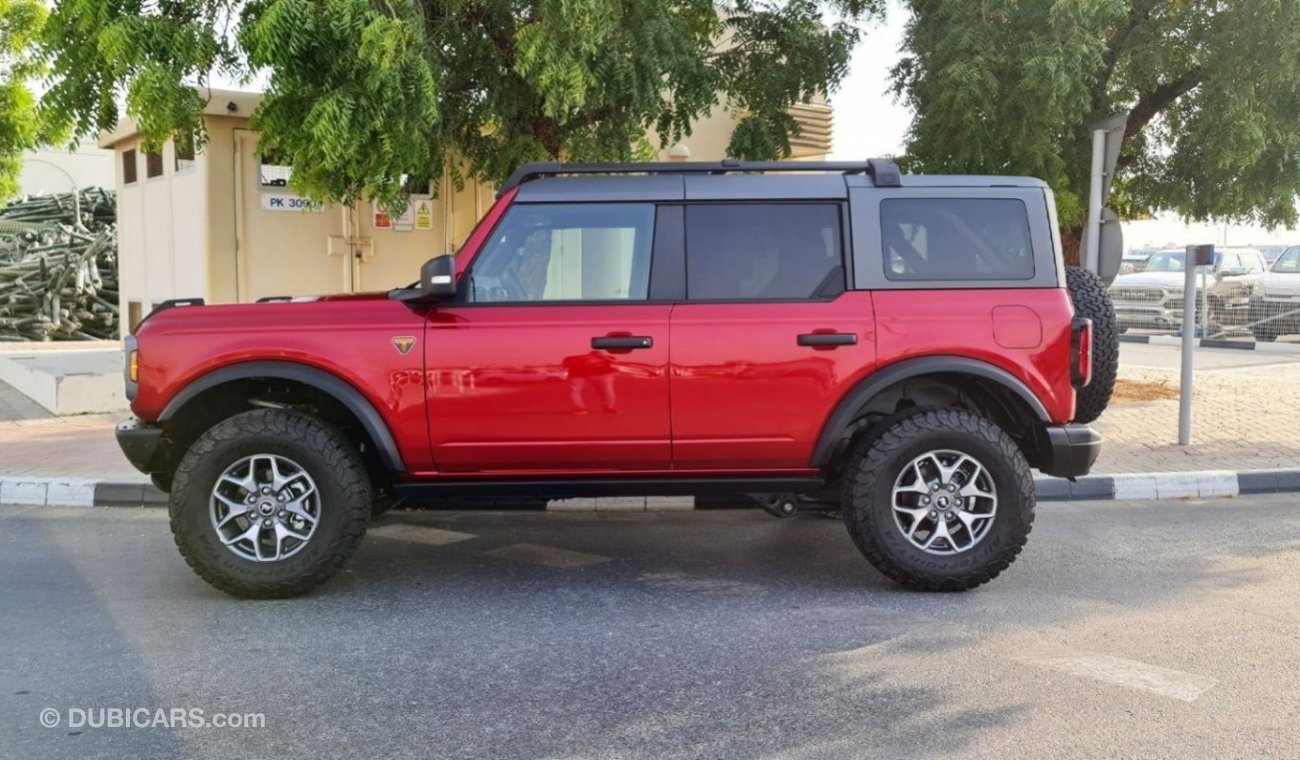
[
  {"left": 114, "top": 137, "right": 207, "bottom": 332},
  {"left": 19, "top": 140, "right": 116, "bottom": 196}
]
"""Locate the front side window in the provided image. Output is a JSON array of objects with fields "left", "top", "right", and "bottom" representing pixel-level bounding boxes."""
[
  {"left": 685, "top": 203, "right": 844, "bottom": 300},
  {"left": 469, "top": 203, "right": 654, "bottom": 303},
  {"left": 881, "top": 198, "right": 1035, "bottom": 281}
]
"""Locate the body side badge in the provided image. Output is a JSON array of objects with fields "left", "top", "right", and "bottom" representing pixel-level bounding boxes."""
[{"left": 392, "top": 336, "right": 417, "bottom": 356}]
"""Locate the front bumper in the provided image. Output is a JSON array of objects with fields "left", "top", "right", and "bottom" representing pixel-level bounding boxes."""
[
  {"left": 116, "top": 417, "right": 170, "bottom": 475},
  {"left": 1038, "top": 425, "right": 1101, "bottom": 479}
]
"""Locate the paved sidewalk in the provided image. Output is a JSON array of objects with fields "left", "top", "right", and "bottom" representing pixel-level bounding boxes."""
[
  {"left": 0, "top": 413, "right": 142, "bottom": 482},
  {"left": 1094, "top": 356, "right": 1300, "bottom": 474}
]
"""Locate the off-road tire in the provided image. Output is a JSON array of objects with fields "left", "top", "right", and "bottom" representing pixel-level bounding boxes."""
[
  {"left": 1065, "top": 266, "right": 1118, "bottom": 423},
  {"left": 169, "top": 409, "right": 372, "bottom": 599},
  {"left": 842, "top": 409, "right": 1035, "bottom": 591}
]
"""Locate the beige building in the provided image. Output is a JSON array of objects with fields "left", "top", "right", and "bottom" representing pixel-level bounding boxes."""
[{"left": 97, "top": 89, "right": 833, "bottom": 334}]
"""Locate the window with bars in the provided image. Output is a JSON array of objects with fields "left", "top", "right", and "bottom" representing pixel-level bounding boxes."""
[
  {"left": 145, "top": 150, "right": 164, "bottom": 179},
  {"left": 123, "top": 150, "right": 138, "bottom": 185}
]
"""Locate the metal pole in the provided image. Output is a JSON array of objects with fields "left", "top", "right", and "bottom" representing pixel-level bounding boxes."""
[
  {"left": 1084, "top": 129, "right": 1105, "bottom": 273},
  {"left": 1178, "top": 253, "right": 1198, "bottom": 445},
  {"left": 22, "top": 158, "right": 83, "bottom": 231},
  {"left": 1200, "top": 266, "right": 1210, "bottom": 338}
]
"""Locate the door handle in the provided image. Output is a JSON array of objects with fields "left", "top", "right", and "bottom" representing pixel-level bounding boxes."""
[
  {"left": 797, "top": 332, "right": 858, "bottom": 347},
  {"left": 592, "top": 336, "right": 653, "bottom": 350}
]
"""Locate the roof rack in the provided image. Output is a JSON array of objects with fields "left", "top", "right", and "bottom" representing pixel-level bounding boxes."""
[{"left": 497, "top": 157, "right": 902, "bottom": 196}]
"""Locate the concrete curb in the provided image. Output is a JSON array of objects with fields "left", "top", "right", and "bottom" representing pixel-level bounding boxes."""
[
  {"left": 1119, "top": 333, "right": 1300, "bottom": 355},
  {"left": 1035, "top": 468, "right": 1300, "bottom": 502},
  {"left": 0, "top": 477, "right": 695, "bottom": 511},
  {"left": 5, "top": 470, "right": 1299, "bottom": 509}
]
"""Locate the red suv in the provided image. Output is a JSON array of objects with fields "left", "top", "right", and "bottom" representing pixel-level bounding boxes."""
[{"left": 116, "top": 159, "right": 1117, "bottom": 598}]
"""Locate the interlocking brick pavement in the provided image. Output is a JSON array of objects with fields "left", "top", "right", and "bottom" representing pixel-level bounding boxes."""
[
  {"left": 0, "top": 412, "right": 143, "bottom": 481},
  {"left": 1093, "top": 362, "right": 1300, "bottom": 474}
]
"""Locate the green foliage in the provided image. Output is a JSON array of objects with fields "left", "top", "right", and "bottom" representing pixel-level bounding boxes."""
[
  {"left": 0, "top": 0, "right": 47, "bottom": 201},
  {"left": 895, "top": 0, "right": 1300, "bottom": 232},
  {"left": 40, "top": 0, "right": 880, "bottom": 211}
]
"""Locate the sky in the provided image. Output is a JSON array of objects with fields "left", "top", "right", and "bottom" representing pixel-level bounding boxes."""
[{"left": 827, "top": 4, "right": 912, "bottom": 161}]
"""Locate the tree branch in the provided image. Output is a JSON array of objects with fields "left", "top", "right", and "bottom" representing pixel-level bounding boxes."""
[{"left": 1124, "top": 66, "right": 1203, "bottom": 142}]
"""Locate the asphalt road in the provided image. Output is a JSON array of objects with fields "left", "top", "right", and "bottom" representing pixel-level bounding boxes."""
[{"left": 3, "top": 497, "right": 1299, "bottom": 759}]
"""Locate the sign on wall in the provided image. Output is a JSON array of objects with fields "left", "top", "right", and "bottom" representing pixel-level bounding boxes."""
[
  {"left": 414, "top": 201, "right": 434, "bottom": 231},
  {"left": 261, "top": 193, "right": 324, "bottom": 213},
  {"left": 393, "top": 202, "right": 415, "bottom": 232}
]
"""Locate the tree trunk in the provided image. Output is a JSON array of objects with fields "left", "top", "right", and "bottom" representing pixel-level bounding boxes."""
[{"left": 1060, "top": 227, "right": 1082, "bottom": 268}]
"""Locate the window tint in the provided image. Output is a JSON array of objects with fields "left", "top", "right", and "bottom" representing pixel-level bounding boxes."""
[
  {"left": 881, "top": 198, "right": 1035, "bottom": 281},
  {"left": 685, "top": 204, "right": 843, "bottom": 300},
  {"left": 470, "top": 203, "right": 654, "bottom": 302}
]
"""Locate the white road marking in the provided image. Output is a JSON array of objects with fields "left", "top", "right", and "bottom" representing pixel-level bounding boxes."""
[
  {"left": 1017, "top": 650, "right": 1217, "bottom": 702},
  {"left": 637, "top": 572, "right": 764, "bottom": 595},
  {"left": 367, "top": 523, "right": 477, "bottom": 546},
  {"left": 483, "top": 543, "right": 610, "bottom": 568}
]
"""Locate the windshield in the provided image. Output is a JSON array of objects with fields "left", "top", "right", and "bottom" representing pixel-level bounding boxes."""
[
  {"left": 1143, "top": 250, "right": 1221, "bottom": 272},
  {"left": 1272, "top": 246, "right": 1300, "bottom": 273}
]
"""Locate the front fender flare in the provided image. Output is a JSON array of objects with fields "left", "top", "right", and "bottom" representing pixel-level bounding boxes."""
[{"left": 159, "top": 361, "right": 406, "bottom": 472}]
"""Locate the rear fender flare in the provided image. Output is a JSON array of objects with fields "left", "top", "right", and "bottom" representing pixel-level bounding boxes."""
[{"left": 810, "top": 356, "right": 1049, "bottom": 468}]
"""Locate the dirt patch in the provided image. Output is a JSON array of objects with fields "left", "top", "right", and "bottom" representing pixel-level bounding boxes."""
[{"left": 1112, "top": 378, "right": 1180, "bottom": 403}]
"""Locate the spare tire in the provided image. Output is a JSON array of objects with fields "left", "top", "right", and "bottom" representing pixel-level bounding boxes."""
[{"left": 1065, "top": 266, "right": 1118, "bottom": 424}]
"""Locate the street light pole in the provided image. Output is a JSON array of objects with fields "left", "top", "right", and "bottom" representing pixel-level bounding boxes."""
[{"left": 21, "top": 158, "right": 83, "bottom": 231}]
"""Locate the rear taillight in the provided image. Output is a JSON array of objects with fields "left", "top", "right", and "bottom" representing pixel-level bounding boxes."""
[{"left": 1071, "top": 316, "right": 1093, "bottom": 388}]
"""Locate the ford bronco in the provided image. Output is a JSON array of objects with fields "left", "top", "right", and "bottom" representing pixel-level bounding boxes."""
[{"left": 116, "top": 159, "right": 1117, "bottom": 598}]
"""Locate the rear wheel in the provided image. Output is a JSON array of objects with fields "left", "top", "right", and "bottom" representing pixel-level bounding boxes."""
[
  {"left": 169, "top": 409, "right": 372, "bottom": 598},
  {"left": 1065, "top": 266, "right": 1118, "bottom": 423},
  {"left": 842, "top": 409, "right": 1034, "bottom": 591}
]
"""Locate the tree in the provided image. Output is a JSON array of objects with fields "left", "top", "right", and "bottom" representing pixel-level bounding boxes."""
[
  {"left": 0, "top": 0, "right": 46, "bottom": 202},
  {"left": 892, "top": 0, "right": 1300, "bottom": 257},
  {"left": 41, "top": 0, "right": 880, "bottom": 211}
]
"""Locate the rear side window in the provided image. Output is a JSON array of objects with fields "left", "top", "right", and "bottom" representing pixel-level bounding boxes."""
[
  {"left": 685, "top": 204, "right": 844, "bottom": 300},
  {"left": 469, "top": 203, "right": 655, "bottom": 302},
  {"left": 881, "top": 198, "right": 1035, "bottom": 281}
]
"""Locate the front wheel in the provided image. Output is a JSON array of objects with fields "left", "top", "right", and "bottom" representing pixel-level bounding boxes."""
[
  {"left": 169, "top": 409, "right": 373, "bottom": 598},
  {"left": 842, "top": 409, "right": 1035, "bottom": 591}
]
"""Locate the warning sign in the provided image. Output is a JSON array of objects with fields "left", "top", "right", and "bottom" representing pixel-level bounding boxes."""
[
  {"left": 373, "top": 209, "right": 392, "bottom": 229},
  {"left": 414, "top": 201, "right": 433, "bottom": 231}
]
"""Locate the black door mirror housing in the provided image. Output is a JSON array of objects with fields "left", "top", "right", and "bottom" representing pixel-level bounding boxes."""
[{"left": 420, "top": 255, "right": 457, "bottom": 300}]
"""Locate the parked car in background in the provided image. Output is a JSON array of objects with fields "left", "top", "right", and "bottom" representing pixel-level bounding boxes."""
[
  {"left": 1119, "top": 251, "right": 1150, "bottom": 275},
  {"left": 1249, "top": 245, "right": 1300, "bottom": 341},
  {"left": 1108, "top": 247, "right": 1268, "bottom": 334}
]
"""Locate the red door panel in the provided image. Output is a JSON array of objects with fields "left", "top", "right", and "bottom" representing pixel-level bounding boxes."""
[
  {"left": 669, "top": 291, "right": 876, "bottom": 470},
  {"left": 425, "top": 305, "right": 671, "bottom": 473}
]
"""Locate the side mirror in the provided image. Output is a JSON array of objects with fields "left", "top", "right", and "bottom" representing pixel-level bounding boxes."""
[
  {"left": 419, "top": 255, "right": 457, "bottom": 300},
  {"left": 1225, "top": 266, "right": 1248, "bottom": 277}
]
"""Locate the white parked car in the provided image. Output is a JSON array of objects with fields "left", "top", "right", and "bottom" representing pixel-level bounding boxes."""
[
  {"left": 1108, "top": 247, "right": 1268, "bottom": 334},
  {"left": 1248, "top": 245, "right": 1300, "bottom": 341}
]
